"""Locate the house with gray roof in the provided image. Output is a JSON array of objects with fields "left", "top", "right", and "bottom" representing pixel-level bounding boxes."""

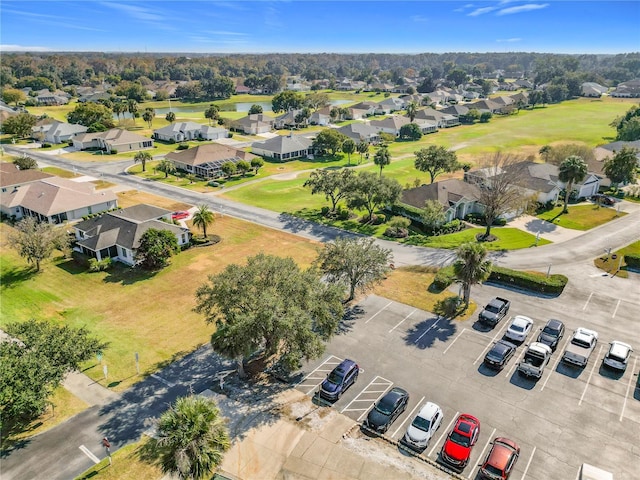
[
  {"left": 611, "top": 79, "right": 640, "bottom": 98},
  {"left": 337, "top": 123, "right": 381, "bottom": 144},
  {"left": 32, "top": 120, "right": 88, "bottom": 144},
  {"left": 400, "top": 179, "right": 484, "bottom": 223},
  {"left": 309, "top": 106, "right": 332, "bottom": 126},
  {"left": 229, "top": 114, "right": 274, "bottom": 135},
  {"left": 251, "top": 134, "right": 313, "bottom": 161},
  {"left": 466, "top": 99, "right": 504, "bottom": 114},
  {"left": 73, "top": 204, "right": 190, "bottom": 266},
  {"left": 165, "top": 143, "right": 257, "bottom": 178},
  {"left": 440, "top": 105, "right": 469, "bottom": 117},
  {"left": 375, "top": 97, "right": 406, "bottom": 114},
  {"left": 153, "top": 121, "right": 203, "bottom": 142},
  {"left": 200, "top": 126, "right": 229, "bottom": 141},
  {"left": 0, "top": 176, "right": 118, "bottom": 224},
  {"left": 581, "top": 82, "right": 608, "bottom": 97},
  {"left": 415, "top": 108, "right": 459, "bottom": 128},
  {"left": 73, "top": 129, "right": 153, "bottom": 153}
]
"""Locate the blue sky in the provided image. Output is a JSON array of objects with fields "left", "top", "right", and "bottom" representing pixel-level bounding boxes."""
[{"left": 1, "top": 1, "right": 639, "bottom": 54}]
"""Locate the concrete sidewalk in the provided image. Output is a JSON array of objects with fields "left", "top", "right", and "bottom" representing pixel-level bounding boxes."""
[{"left": 63, "top": 371, "right": 120, "bottom": 406}]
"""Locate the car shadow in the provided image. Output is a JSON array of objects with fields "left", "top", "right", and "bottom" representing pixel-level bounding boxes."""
[
  {"left": 555, "top": 361, "right": 583, "bottom": 379},
  {"left": 634, "top": 384, "right": 640, "bottom": 401},
  {"left": 598, "top": 364, "right": 625, "bottom": 380},
  {"left": 509, "top": 371, "right": 537, "bottom": 390},
  {"left": 471, "top": 321, "right": 496, "bottom": 333},
  {"left": 477, "top": 363, "right": 501, "bottom": 377}
]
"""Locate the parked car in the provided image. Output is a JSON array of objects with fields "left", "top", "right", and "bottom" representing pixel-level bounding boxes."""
[
  {"left": 562, "top": 328, "right": 599, "bottom": 368},
  {"left": 536, "top": 319, "right": 565, "bottom": 351},
  {"left": 319, "top": 359, "right": 359, "bottom": 401},
  {"left": 590, "top": 194, "right": 615, "bottom": 206},
  {"left": 517, "top": 342, "right": 553, "bottom": 379},
  {"left": 504, "top": 316, "right": 534, "bottom": 343},
  {"left": 602, "top": 341, "right": 633, "bottom": 371},
  {"left": 402, "top": 401, "right": 443, "bottom": 451},
  {"left": 478, "top": 297, "right": 511, "bottom": 327},
  {"left": 364, "top": 387, "right": 409, "bottom": 434},
  {"left": 439, "top": 414, "right": 481, "bottom": 472},
  {"left": 171, "top": 210, "right": 190, "bottom": 220},
  {"left": 479, "top": 437, "right": 520, "bottom": 479},
  {"left": 484, "top": 340, "right": 517, "bottom": 370}
]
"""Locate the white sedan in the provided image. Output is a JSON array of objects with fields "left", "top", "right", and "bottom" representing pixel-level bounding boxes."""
[{"left": 504, "top": 315, "right": 534, "bottom": 343}]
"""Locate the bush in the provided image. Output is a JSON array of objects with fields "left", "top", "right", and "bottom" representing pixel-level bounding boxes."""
[
  {"left": 177, "top": 143, "right": 189, "bottom": 150},
  {"left": 388, "top": 216, "right": 411, "bottom": 229},
  {"left": 110, "top": 149, "right": 118, "bottom": 154},
  {"left": 88, "top": 257, "right": 112, "bottom": 272},
  {"left": 432, "top": 265, "right": 456, "bottom": 291},
  {"left": 624, "top": 253, "right": 640, "bottom": 268},
  {"left": 320, "top": 206, "right": 330, "bottom": 216},
  {"left": 41, "top": 143, "right": 52, "bottom": 148},
  {"left": 336, "top": 206, "right": 350, "bottom": 220},
  {"left": 464, "top": 213, "right": 506, "bottom": 226},
  {"left": 488, "top": 266, "right": 568, "bottom": 295},
  {"left": 208, "top": 181, "right": 220, "bottom": 187}
]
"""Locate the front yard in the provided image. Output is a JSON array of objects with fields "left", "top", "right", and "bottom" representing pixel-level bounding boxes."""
[
  {"left": 536, "top": 204, "right": 626, "bottom": 230},
  {"left": 593, "top": 240, "right": 640, "bottom": 278}
]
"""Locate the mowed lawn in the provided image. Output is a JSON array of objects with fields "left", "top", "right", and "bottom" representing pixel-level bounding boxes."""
[{"left": 536, "top": 204, "right": 626, "bottom": 230}]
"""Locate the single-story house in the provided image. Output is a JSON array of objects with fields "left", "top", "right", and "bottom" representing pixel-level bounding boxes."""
[
  {"left": 0, "top": 163, "right": 53, "bottom": 193},
  {"left": 346, "top": 106, "right": 374, "bottom": 120},
  {"left": 400, "top": 179, "right": 484, "bottom": 223},
  {"left": 610, "top": 79, "right": 640, "bottom": 98},
  {"left": 466, "top": 99, "right": 504, "bottom": 114},
  {"left": 581, "top": 82, "right": 608, "bottom": 97},
  {"left": 153, "top": 122, "right": 203, "bottom": 142},
  {"left": 440, "top": 105, "right": 469, "bottom": 117},
  {"left": 251, "top": 134, "right": 313, "bottom": 161},
  {"left": 200, "top": 126, "right": 229, "bottom": 141},
  {"left": 36, "top": 93, "right": 70, "bottom": 106},
  {"left": 274, "top": 109, "right": 306, "bottom": 129},
  {"left": 229, "top": 114, "right": 274, "bottom": 135},
  {"left": 73, "top": 204, "right": 190, "bottom": 266},
  {"left": 78, "top": 92, "right": 111, "bottom": 103},
  {"left": 337, "top": 123, "right": 381, "bottom": 144},
  {"left": 593, "top": 141, "right": 640, "bottom": 186},
  {"left": 415, "top": 108, "right": 459, "bottom": 128},
  {"left": 0, "top": 176, "right": 118, "bottom": 223},
  {"left": 32, "top": 120, "right": 88, "bottom": 144},
  {"left": 73, "top": 129, "right": 154, "bottom": 153},
  {"left": 369, "top": 115, "right": 411, "bottom": 136},
  {"left": 309, "top": 107, "right": 332, "bottom": 126},
  {"left": 375, "top": 97, "right": 405, "bottom": 114},
  {"left": 165, "top": 143, "right": 258, "bottom": 179},
  {"left": 348, "top": 102, "right": 379, "bottom": 117}
]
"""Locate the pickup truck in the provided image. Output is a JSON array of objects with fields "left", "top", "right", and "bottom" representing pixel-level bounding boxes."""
[
  {"left": 478, "top": 297, "right": 510, "bottom": 327},
  {"left": 562, "top": 328, "right": 599, "bottom": 367},
  {"left": 517, "top": 342, "right": 552, "bottom": 378}
]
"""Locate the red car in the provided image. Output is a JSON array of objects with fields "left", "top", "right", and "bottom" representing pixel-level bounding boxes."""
[
  {"left": 439, "top": 414, "right": 480, "bottom": 471},
  {"left": 479, "top": 437, "right": 520, "bottom": 479},
  {"left": 171, "top": 211, "right": 189, "bottom": 220}
]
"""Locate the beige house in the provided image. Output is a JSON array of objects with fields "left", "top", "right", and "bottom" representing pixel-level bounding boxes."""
[
  {"left": 0, "top": 163, "right": 53, "bottom": 193},
  {"left": 73, "top": 129, "right": 153, "bottom": 153},
  {"left": 400, "top": 179, "right": 484, "bottom": 223}
]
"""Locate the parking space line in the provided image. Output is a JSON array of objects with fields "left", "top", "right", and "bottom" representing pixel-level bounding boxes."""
[
  {"left": 79, "top": 445, "right": 100, "bottom": 464},
  {"left": 415, "top": 318, "right": 440, "bottom": 344},
  {"left": 612, "top": 299, "right": 621, "bottom": 318},
  {"left": 428, "top": 411, "right": 459, "bottom": 458},
  {"left": 582, "top": 292, "right": 593, "bottom": 311},
  {"left": 443, "top": 328, "right": 466, "bottom": 355},
  {"left": 579, "top": 344, "right": 604, "bottom": 406},
  {"left": 505, "top": 346, "right": 527, "bottom": 378},
  {"left": 341, "top": 376, "right": 392, "bottom": 416},
  {"left": 389, "top": 309, "right": 416, "bottom": 333},
  {"left": 468, "top": 428, "right": 496, "bottom": 479},
  {"left": 391, "top": 395, "right": 424, "bottom": 438},
  {"left": 620, "top": 357, "right": 638, "bottom": 421},
  {"left": 294, "top": 355, "right": 342, "bottom": 387},
  {"left": 473, "top": 320, "right": 511, "bottom": 365},
  {"left": 365, "top": 301, "right": 393, "bottom": 324},
  {"left": 540, "top": 337, "right": 572, "bottom": 391},
  {"left": 519, "top": 446, "right": 536, "bottom": 480}
]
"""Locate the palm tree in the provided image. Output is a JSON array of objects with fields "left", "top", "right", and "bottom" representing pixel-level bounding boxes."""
[
  {"left": 558, "top": 155, "right": 588, "bottom": 213},
  {"left": 453, "top": 242, "right": 492, "bottom": 307},
  {"left": 127, "top": 99, "right": 138, "bottom": 124},
  {"left": 112, "top": 102, "right": 124, "bottom": 123},
  {"left": 142, "top": 107, "right": 155, "bottom": 128},
  {"left": 134, "top": 151, "right": 152, "bottom": 172},
  {"left": 356, "top": 141, "right": 368, "bottom": 164},
  {"left": 373, "top": 146, "right": 391, "bottom": 178},
  {"left": 156, "top": 395, "right": 230, "bottom": 480},
  {"left": 406, "top": 101, "right": 418, "bottom": 122},
  {"left": 342, "top": 138, "right": 355, "bottom": 166},
  {"left": 165, "top": 111, "right": 176, "bottom": 123},
  {"left": 157, "top": 158, "right": 176, "bottom": 178},
  {"left": 192, "top": 204, "right": 215, "bottom": 239}
]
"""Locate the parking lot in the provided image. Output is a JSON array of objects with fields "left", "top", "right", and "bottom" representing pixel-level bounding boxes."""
[{"left": 294, "top": 289, "right": 640, "bottom": 480}]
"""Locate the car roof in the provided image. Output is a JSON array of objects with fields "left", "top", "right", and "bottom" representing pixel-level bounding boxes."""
[
  {"left": 335, "top": 359, "right": 357, "bottom": 372},
  {"left": 495, "top": 340, "right": 516, "bottom": 351},
  {"left": 417, "top": 401, "right": 441, "bottom": 418},
  {"left": 546, "top": 319, "right": 564, "bottom": 329},
  {"left": 487, "top": 438, "right": 519, "bottom": 467},
  {"left": 383, "top": 387, "right": 408, "bottom": 402},
  {"left": 512, "top": 316, "right": 532, "bottom": 326},
  {"left": 609, "top": 341, "right": 632, "bottom": 357}
]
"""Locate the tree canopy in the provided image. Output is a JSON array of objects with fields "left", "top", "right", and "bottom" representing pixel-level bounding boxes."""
[
  {"left": 312, "top": 129, "right": 347, "bottom": 157},
  {"left": 399, "top": 123, "right": 422, "bottom": 141},
  {"left": 1, "top": 112, "right": 37, "bottom": 138},
  {"left": 135, "top": 228, "right": 180, "bottom": 270},
  {"left": 13, "top": 155, "right": 38, "bottom": 170},
  {"left": 453, "top": 242, "right": 492, "bottom": 307},
  {"left": 67, "top": 102, "right": 115, "bottom": 129},
  {"left": 414, "top": 145, "right": 459, "bottom": 184},
  {"left": 304, "top": 168, "right": 354, "bottom": 213},
  {"left": 373, "top": 146, "right": 391, "bottom": 177},
  {"left": 192, "top": 205, "right": 215, "bottom": 239},
  {"left": 194, "top": 253, "right": 344, "bottom": 376},
  {"left": 8, "top": 217, "right": 70, "bottom": 271},
  {"left": 347, "top": 171, "right": 402, "bottom": 222},
  {"left": 603, "top": 147, "right": 639, "bottom": 185},
  {"left": 558, "top": 155, "right": 588, "bottom": 213},
  {"left": 271, "top": 90, "right": 304, "bottom": 113}
]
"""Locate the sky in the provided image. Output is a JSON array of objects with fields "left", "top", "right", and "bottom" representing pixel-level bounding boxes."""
[{"left": 1, "top": 1, "right": 639, "bottom": 54}]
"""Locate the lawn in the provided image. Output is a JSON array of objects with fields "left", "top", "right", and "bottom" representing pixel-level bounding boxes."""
[
  {"left": 593, "top": 240, "right": 640, "bottom": 278},
  {"left": 42, "top": 166, "right": 82, "bottom": 178},
  {"left": 403, "top": 227, "right": 551, "bottom": 250},
  {"left": 536, "top": 204, "right": 626, "bottom": 230}
]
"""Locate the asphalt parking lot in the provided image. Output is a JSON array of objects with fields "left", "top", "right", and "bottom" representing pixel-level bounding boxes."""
[{"left": 294, "top": 288, "right": 640, "bottom": 480}]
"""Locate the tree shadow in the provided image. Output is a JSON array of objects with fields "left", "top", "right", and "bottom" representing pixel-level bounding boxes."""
[
  {"left": 338, "top": 304, "right": 364, "bottom": 334},
  {"left": 403, "top": 315, "right": 456, "bottom": 350},
  {"left": 0, "top": 266, "right": 38, "bottom": 289},
  {"left": 102, "top": 265, "right": 158, "bottom": 285},
  {"left": 524, "top": 218, "right": 558, "bottom": 234}
]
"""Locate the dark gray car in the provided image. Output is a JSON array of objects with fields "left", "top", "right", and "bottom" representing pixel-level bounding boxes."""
[
  {"left": 364, "top": 387, "right": 409, "bottom": 433},
  {"left": 537, "top": 319, "right": 565, "bottom": 351}
]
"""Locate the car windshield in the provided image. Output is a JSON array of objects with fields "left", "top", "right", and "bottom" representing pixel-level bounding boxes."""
[
  {"left": 487, "top": 349, "right": 505, "bottom": 361},
  {"left": 511, "top": 324, "right": 525, "bottom": 332},
  {"left": 485, "top": 304, "right": 500, "bottom": 313},
  {"left": 450, "top": 431, "right": 470, "bottom": 447},
  {"left": 484, "top": 464, "right": 504, "bottom": 475},
  {"left": 608, "top": 353, "right": 625, "bottom": 362},
  {"left": 327, "top": 371, "right": 344, "bottom": 385},
  {"left": 411, "top": 416, "right": 431, "bottom": 432},
  {"left": 572, "top": 338, "right": 589, "bottom": 348},
  {"left": 375, "top": 396, "right": 395, "bottom": 415},
  {"left": 542, "top": 326, "right": 559, "bottom": 336}
]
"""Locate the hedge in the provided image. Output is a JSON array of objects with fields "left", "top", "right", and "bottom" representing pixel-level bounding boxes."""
[
  {"left": 432, "top": 265, "right": 456, "bottom": 291},
  {"left": 488, "top": 266, "right": 568, "bottom": 295},
  {"left": 624, "top": 253, "right": 640, "bottom": 268}
]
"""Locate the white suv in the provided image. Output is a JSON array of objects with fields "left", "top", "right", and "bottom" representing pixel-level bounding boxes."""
[
  {"left": 402, "top": 401, "right": 443, "bottom": 451},
  {"left": 603, "top": 341, "right": 633, "bottom": 371}
]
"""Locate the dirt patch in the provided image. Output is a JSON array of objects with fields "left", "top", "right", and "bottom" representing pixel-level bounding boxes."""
[
  {"left": 272, "top": 172, "right": 300, "bottom": 181},
  {"left": 116, "top": 189, "right": 192, "bottom": 211}
]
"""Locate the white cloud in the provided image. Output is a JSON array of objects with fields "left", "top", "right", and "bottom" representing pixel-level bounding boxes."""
[
  {"left": 468, "top": 6, "right": 497, "bottom": 16},
  {"left": 411, "top": 15, "right": 429, "bottom": 23},
  {"left": 0, "top": 44, "right": 52, "bottom": 52},
  {"left": 497, "top": 3, "right": 549, "bottom": 15},
  {"left": 205, "top": 30, "right": 248, "bottom": 36},
  {"left": 497, "top": 38, "right": 522, "bottom": 43},
  {"left": 99, "top": 2, "right": 175, "bottom": 30}
]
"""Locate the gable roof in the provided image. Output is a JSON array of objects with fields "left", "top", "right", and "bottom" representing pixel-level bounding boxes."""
[
  {"left": 251, "top": 134, "right": 313, "bottom": 154},
  {"left": 401, "top": 179, "right": 482, "bottom": 210},
  {"left": 0, "top": 163, "right": 54, "bottom": 188},
  {"left": 165, "top": 143, "right": 257, "bottom": 167},
  {"left": 337, "top": 123, "right": 380, "bottom": 140},
  {"left": 33, "top": 120, "right": 87, "bottom": 137},
  {"left": 232, "top": 113, "right": 274, "bottom": 128},
  {"left": 153, "top": 121, "right": 203, "bottom": 136},
  {"left": 110, "top": 203, "right": 171, "bottom": 222},
  {"left": 74, "top": 129, "right": 151, "bottom": 146},
  {"left": 369, "top": 115, "right": 411, "bottom": 130},
  {"left": 440, "top": 105, "right": 469, "bottom": 116}
]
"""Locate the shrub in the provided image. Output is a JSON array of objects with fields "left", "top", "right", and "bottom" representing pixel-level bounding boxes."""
[
  {"left": 208, "top": 181, "right": 220, "bottom": 187},
  {"left": 320, "top": 206, "right": 330, "bottom": 216},
  {"left": 88, "top": 257, "right": 112, "bottom": 272},
  {"left": 464, "top": 213, "right": 506, "bottom": 226},
  {"left": 432, "top": 265, "right": 456, "bottom": 291},
  {"left": 388, "top": 216, "right": 411, "bottom": 229},
  {"left": 433, "top": 296, "right": 465, "bottom": 318},
  {"left": 110, "top": 149, "right": 118, "bottom": 154},
  {"left": 228, "top": 132, "right": 233, "bottom": 138},
  {"left": 336, "top": 206, "right": 350, "bottom": 220},
  {"left": 168, "top": 138, "right": 176, "bottom": 144},
  {"left": 177, "top": 143, "right": 189, "bottom": 150},
  {"left": 41, "top": 143, "right": 52, "bottom": 148},
  {"left": 624, "top": 253, "right": 640, "bottom": 268},
  {"left": 488, "top": 266, "right": 568, "bottom": 295}
]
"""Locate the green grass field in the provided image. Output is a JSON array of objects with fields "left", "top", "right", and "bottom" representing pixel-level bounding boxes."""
[{"left": 536, "top": 204, "right": 626, "bottom": 230}]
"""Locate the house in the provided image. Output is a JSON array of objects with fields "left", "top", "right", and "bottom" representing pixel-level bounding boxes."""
[
  {"left": 153, "top": 122, "right": 204, "bottom": 142},
  {"left": 200, "top": 126, "right": 229, "bottom": 141},
  {"left": 73, "top": 129, "right": 153, "bottom": 153},
  {"left": 229, "top": 114, "right": 274, "bottom": 135},
  {"left": 466, "top": 99, "right": 504, "bottom": 114},
  {"left": 400, "top": 179, "right": 484, "bottom": 223},
  {"left": 309, "top": 106, "right": 332, "bottom": 126},
  {"left": 337, "top": 123, "right": 381, "bottom": 144},
  {"left": 0, "top": 163, "right": 53, "bottom": 194},
  {"left": 610, "top": 79, "right": 640, "bottom": 98},
  {"left": 440, "top": 105, "right": 469, "bottom": 118},
  {"left": 36, "top": 91, "right": 70, "bottom": 106},
  {"left": 581, "top": 82, "right": 608, "bottom": 97},
  {"left": 73, "top": 204, "right": 190, "bottom": 266},
  {"left": 165, "top": 143, "right": 258, "bottom": 179},
  {"left": 349, "top": 101, "right": 379, "bottom": 117},
  {"left": 274, "top": 109, "right": 305, "bottom": 129},
  {"left": 375, "top": 97, "right": 405, "bottom": 114},
  {"left": 78, "top": 92, "right": 111, "bottom": 103},
  {"left": 513, "top": 79, "right": 533, "bottom": 89},
  {"left": 0, "top": 176, "right": 118, "bottom": 223},
  {"left": 369, "top": 116, "right": 411, "bottom": 136},
  {"left": 593, "top": 141, "right": 640, "bottom": 186},
  {"left": 346, "top": 105, "right": 375, "bottom": 120},
  {"left": 32, "top": 120, "right": 88, "bottom": 144},
  {"left": 251, "top": 134, "right": 313, "bottom": 161},
  {"left": 415, "top": 108, "right": 459, "bottom": 128}
]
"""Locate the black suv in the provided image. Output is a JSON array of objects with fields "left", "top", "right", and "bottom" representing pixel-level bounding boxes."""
[
  {"left": 319, "top": 359, "right": 359, "bottom": 401},
  {"left": 536, "top": 319, "right": 565, "bottom": 351}
]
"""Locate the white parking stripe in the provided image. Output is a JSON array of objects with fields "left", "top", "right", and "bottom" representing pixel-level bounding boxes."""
[
  {"left": 389, "top": 309, "right": 416, "bottom": 333},
  {"left": 79, "top": 445, "right": 100, "bottom": 464},
  {"left": 582, "top": 292, "right": 593, "bottom": 311},
  {"left": 443, "top": 328, "right": 466, "bottom": 355},
  {"left": 469, "top": 429, "right": 496, "bottom": 479},
  {"left": 612, "top": 299, "right": 621, "bottom": 318},
  {"left": 540, "top": 337, "right": 572, "bottom": 391},
  {"left": 519, "top": 446, "right": 536, "bottom": 480},
  {"left": 340, "top": 376, "right": 392, "bottom": 415},
  {"left": 505, "top": 346, "right": 527, "bottom": 378},
  {"left": 365, "top": 301, "right": 393, "bottom": 324},
  {"left": 294, "top": 355, "right": 342, "bottom": 387},
  {"left": 579, "top": 344, "right": 604, "bottom": 406},
  {"left": 428, "top": 411, "right": 459, "bottom": 458},
  {"left": 620, "top": 357, "right": 638, "bottom": 421},
  {"left": 391, "top": 395, "right": 424, "bottom": 438},
  {"left": 415, "top": 318, "right": 440, "bottom": 344},
  {"left": 151, "top": 374, "right": 175, "bottom": 387},
  {"left": 473, "top": 320, "right": 512, "bottom": 365}
]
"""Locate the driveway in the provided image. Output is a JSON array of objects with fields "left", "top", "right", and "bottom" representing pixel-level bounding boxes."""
[{"left": 507, "top": 214, "right": 584, "bottom": 242}]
